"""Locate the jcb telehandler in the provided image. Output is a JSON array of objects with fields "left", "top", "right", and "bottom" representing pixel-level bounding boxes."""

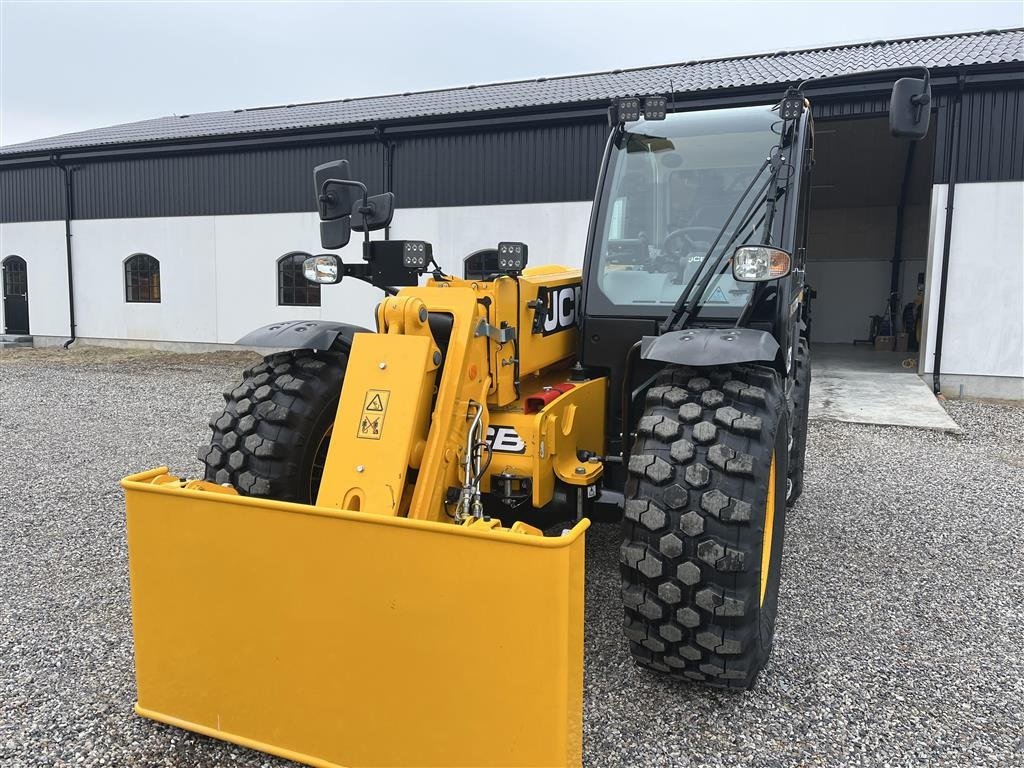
[{"left": 122, "top": 70, "right": 931, "bottom": 767}]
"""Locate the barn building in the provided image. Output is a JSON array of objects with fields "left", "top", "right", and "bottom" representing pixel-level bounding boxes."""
[{"left": 1, "top": 28, "right": 1022, "bottom": 398}]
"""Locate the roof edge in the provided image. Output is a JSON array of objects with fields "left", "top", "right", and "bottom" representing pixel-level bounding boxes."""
[
  {"left": 182, "top": 26, "right": 1024, "bottom": 117},
  {"left": 1, "top": 27, "right": 1021, "bottom": 160}
]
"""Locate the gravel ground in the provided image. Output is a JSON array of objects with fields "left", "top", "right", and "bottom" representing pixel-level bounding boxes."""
[{"left": 2, "top": 346, "right": 1023, "bottom": 768}]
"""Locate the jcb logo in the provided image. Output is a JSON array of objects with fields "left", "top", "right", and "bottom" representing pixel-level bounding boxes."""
[
  {"left": 486, "top": 425, "right": 526, "bottom": 454},
  {"left": 534, "top": 284, "right": 581, "bottom": 336}
]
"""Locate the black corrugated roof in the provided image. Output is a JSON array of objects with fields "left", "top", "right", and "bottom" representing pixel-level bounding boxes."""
[{"left": 3, "top": 28, "right": 1021, "bottom": 157}]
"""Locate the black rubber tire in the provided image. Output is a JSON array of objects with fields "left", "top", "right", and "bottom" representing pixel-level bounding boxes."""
[
  {"left": 787, "top": 337, "right": 811, "bottom": 506},
  {"left": 621, "top": 364, "right": 789, "bottom": 689},
  {"left": 199, "top": 348, "right": 347, "bottom": 504}
]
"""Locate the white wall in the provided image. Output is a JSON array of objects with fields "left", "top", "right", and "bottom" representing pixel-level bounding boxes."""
[
  {"left": 71, "top": 217, "right": 219, "bottom": 342},
  {"left": 392, "top": 201, "right": 592, "bottom": 275},
  {"left": 805, "top": 205, "right": 929, "bottom": 343},
  {"left": 211, "top": 201, "right": 592, "bottom": 343},
  {"left": 211, "top": 212, "right": 380, "bottom": 343},
  {"left": 7, "top": 186, "right": 1021, "bottom": 397},
  {"left": 922, "top": 181, "right": 1024, "bottom": 380},
  {"left": 0, "top": 220, "right": 70, "bottom": 336},
  {"left": 2, "top": 200, "right": 593, "bottom": 345}
]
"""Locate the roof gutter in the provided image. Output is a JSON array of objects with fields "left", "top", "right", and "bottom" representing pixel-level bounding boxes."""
[{"left": 49, "top": 155, "right": 77, "bottom": 348}]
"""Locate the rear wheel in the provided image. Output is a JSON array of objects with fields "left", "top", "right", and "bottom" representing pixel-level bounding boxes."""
[
  {"left": 787, "top": 337, "right": 811, "bottom": 505},
  {"left": 621, "top": 364, "right": 789, "bottom": 689},
  {"left": 199, "top": 348, "right": 347, "bottom": 504}
]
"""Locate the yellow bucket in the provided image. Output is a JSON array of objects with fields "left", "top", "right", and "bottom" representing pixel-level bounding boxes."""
[{"left": 123, "top": 468, "right": 587, "bottom": 768}]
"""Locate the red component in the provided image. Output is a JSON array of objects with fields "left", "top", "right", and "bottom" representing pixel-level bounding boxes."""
[{"left": 524, "top": 383, "right": 575, "bottom": 414}]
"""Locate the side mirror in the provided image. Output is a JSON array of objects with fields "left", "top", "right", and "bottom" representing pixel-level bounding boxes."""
[
  {"left": 313, "top": 160, "right": 355, "bottom": 249},
  {"left": 889, "top": 77, "right": 931, "bottom": 140},
  {"left": 351, "top": 192, "right": 395, "bottom": 232}
]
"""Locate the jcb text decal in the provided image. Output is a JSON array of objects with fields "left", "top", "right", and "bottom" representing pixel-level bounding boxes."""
[
  {"left": 486, "top": 425, "right": 526, "bottom": 454},
  {"left": 533, "top": 284, "right": 582, "bottom": 336}
]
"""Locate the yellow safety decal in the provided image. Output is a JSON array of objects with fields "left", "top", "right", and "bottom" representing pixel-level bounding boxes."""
[{"left": 357, "top": 389, "right": 390, "bottom": 440}]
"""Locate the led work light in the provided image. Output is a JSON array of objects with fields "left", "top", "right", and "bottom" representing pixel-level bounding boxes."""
[
  {"left": 402, "top": 241, "right": 431, "bottom": 270},
  {"left": 497, "top": 242, "right": 528, "bottom": 274},
  {"left": 778, "top": 89, "right": 804, "bottom": 121},
  {"left": 641, "top": 96, "right": 667, "bottom": 120},
  {"left": 610, "top": 95, "right": 668, "bottom": 125}
]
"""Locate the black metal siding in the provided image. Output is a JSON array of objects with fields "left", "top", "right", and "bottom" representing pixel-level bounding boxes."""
[
  {"left": 0, "top": 165, "right": 64, "bottom": 222},
  {"left": 68, "top": 141, "right": 381, "bottom": 220},
  {"left": 2, "top": 86, "right": 1021, "bottom": 224},
  {"left": 392, "top": 121, "right": 606, "bottom": 208},
  {"left": 811, "top": 94, "right": 891, "bottom": 120},
  {"left": 933, "top": 86, "right": 1024, "bottom": 183},
  {"left": 789, "top": 86, "right": 1024, "bottom": 184}
]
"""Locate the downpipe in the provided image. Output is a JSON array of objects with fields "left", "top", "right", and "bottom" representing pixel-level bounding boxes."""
[
  {"left": 50, "top": 155, "right": 77, "bottom": 348},
  {"left": 889, "top": 140, "right": 917, "bottom": 330},
  {"left": 932, "top": 76, "right": 964, "bottom": 395},
  {"left": 374, "top": 126, "right": 396, "bottom": 241}
]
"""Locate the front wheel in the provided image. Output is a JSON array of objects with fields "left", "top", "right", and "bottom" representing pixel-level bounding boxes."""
[
  {"left": 199, "top": 348, "right": 347, "bottom": 504},
  {"left": 621, "top": 364, "right": 789, "bottom": 689}
]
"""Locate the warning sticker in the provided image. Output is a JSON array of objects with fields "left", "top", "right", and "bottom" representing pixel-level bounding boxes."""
[
  {"left": 707, "top": 286, "right": 729, "bottom": 304},
  {"left": 357, "top": 389, "right": 390, "bottom": 440}
]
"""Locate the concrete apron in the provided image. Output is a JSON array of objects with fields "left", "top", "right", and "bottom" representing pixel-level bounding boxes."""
[{"left": 810, "top": 367, "right": 961, "bottom": 433}]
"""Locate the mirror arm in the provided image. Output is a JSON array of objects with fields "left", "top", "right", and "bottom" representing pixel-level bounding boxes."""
[
  {"left": 319, "top": 177, "right": 367, "bottom": 201},
  {"left": 319, "top": 178, "right": 368, "bottom": 211},
  {"left": 326, "top": 258, "right": 398, "bottom": 296}
]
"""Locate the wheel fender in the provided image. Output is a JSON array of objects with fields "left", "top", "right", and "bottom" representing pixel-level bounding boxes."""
[
  {"left": 640, "top": 328, "right": 779, "bottom": 367},
  {"left": 235, "top": 320, "right": 371, "bottom": 352}
]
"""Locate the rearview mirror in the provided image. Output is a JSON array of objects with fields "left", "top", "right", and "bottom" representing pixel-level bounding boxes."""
[
  {"left": 313, "top": 160, "right": 355, "bottom": 249},
  {"left": 314, "top": 160, "right": 356, "bottom": 220},
  {"left": 889, "top": 77, "right": 931, "bottom": 140},
  {"left": 351, "top": 192, "right": 395, "bottom": 232}
]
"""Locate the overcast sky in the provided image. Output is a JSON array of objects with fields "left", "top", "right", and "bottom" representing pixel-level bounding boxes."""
[{"left": 1, "top": 1, "right": 1021, "bottom": 147}]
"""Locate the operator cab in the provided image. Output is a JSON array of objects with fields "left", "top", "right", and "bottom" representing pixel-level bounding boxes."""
[
  {"left": 586, "top": 105, "right": 783, "bottom": 322},
  {"left": 579, "top": 101, "right": 813, "bottom": 460}
]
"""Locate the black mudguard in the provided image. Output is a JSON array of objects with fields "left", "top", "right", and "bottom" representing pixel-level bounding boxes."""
[
  {"left": 235, "top": 320, "right": 371, "bottom": 352},
  {"left": 640, "top": 328, "right": 779, "bottom": 367}
]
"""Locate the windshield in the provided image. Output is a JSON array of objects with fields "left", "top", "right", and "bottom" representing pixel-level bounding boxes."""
[{"left": 589, "top": 105, "right": 781, "bottom": 318}]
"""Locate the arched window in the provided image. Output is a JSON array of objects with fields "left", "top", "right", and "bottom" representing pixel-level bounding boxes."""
[
  {"left": 278, "top": 252, "right": 320, "bottom": 307},
  {"left": 124, "top": 254, "right": 161, "bottom": 303}
]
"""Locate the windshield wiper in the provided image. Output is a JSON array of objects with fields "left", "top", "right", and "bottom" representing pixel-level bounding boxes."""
[{"left": 659, "top": 146, "right": 786, "bottom": 334}]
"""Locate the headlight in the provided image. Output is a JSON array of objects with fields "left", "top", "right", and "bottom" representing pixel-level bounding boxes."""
[
  {"left": 731, "top": 245, "right": 792, "bottom": 282},
  {"left": 303, "top": 255, "right": 342, "bottom": 284}
]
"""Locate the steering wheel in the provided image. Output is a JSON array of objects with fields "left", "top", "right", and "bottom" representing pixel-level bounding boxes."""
[{"left": 662, "top": 226, "right": 721, "bottom": 256}]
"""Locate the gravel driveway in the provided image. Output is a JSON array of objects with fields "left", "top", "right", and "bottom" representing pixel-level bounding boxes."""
[{"left": 2, "top": 347, "right": 1022, "bottom": 767}]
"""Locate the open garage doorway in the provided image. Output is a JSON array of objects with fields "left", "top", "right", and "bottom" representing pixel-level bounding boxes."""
[
  {"left": 803, "top": 116, "right": 956, "bottom": 432},
  {"left": 805, "top": 115, "right": 936, "bottom": 373}
]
